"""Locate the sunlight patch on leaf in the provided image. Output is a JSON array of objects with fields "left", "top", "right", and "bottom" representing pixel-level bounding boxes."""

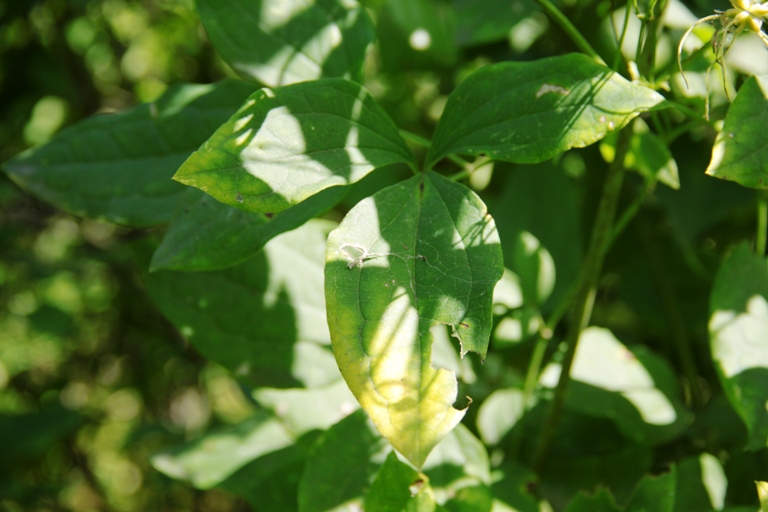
[
  {"left": 174, "top": 79, "right": 415, "bottom": 213},
  {"left": 197, "top": 0, "right": 375, "bottom": 86},
  {"left": 709, "top": 243, "right": 768, "bottom": 449},
  {"left": 540, "top": 327, "right": 686, "bottom": 442},
  {"left": 325, "top": 172, "right": 503, "bottom": 467}
]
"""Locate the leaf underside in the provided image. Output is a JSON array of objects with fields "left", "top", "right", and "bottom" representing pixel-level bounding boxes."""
[
  {"left": 173, "top": 78, "right": 415, "bottom": 214},
  {"left": 325, "top": 171, "right": 503, "bottom": 467}
]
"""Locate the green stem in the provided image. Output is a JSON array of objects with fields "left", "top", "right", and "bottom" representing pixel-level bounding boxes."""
[
  {"left": 449, "top": 155, "right": 492, "bottom": 182},
  {"left": 400, "top": 130, "right": 431, "bottom": 148},
  {"left": 535, "top": 0, "right": 605, "bottom": 64},
  {"left": 758, "top": 191, "right": 768, "bottom": 256},
  {"left": 612, "top": 0, "right": 634, "bottom": 71},
  {"left": 610, "top": 184, "right": 653, "bottom": 244},
  {"left": 638, "top": 216, "right": 704, "bottom": 406},
  {"left": 531, "top": 127, "right": 632, "bottom": 475},
  {"left": 666, "top": 99, "right": 717, "bottom": 126}
]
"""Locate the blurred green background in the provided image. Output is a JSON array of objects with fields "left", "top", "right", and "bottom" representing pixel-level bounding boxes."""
[{"left": 0, "top": 1, "right": 260, "bottom": 510}]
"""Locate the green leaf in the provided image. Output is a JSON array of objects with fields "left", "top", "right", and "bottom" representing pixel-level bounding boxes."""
[
  {"left": 600, "top": 119, "right": 679, "bottom": 190},
  {"left": 146, "top": 220, "right": 336, "bottom": 388},
  {"left": 490, "top": 463, "right": 539, "bottom": 512},
  {"left": 757, "top": 481, "right": 768, "bottom": 512},
  {"left": 511, "top": 231, "right": 556, "bottom": 307},
  {"left": 421, "top": 423, "right": 491, "bottom": 501},
  {"left": 454, "top": 0, "right": 540, "bottom": 48},
  {"left": 196, "top": 0, "right": 375, "bottom": 86},
  {"left": 150, "top": 186, "right": 346, "bottom": 272},
  {"left": 539, "top": 327, "right": 690, "bottom": 445},
  {"left": 365, "top": 451, "right": 424, "bottom": 512},
  {"left": 673, "top": 454, "right": 727, "bottom": 512},
  {"left": 174, "top": 79, "right": 416, "bottom": 213},
  {"left": 564, "top": 489, "right": 621, "bottom": 512},
  {"left": 487, "top": 163, "right": 579, "bottom": 311},
  {"left": 3, "top": 80, "right": 256, "bottom": 227},
  {"left": 298, "top": 410, "right": 390, "bottom": 512},
  {"left": 325, "top": 172, "right": 503, "bottom": 467},
  {"left": 442, "top": 485, "right": 493, "bottom": 512},
  {"left": 625, "top": 469, "right": 676, "bottom": 512},
  {"left": 425, "top": 54, "right": 665, "bottom": 169},
  {"left": 476, "top": 388, "right": 525, "bottom": 446},
  {"left": 151, "top": 412, "right": 294, "bottom": 489},
  {"left": 707, "top": 75, "right": 768, "bottom": 188},
  {"left": 253, "top": 379, "right": 358, "bottom": 436},
  {"left": 709, "top": 243, "right": 768, "bottom": 449}
]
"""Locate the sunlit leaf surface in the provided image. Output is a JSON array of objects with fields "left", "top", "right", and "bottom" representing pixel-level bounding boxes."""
[
  {"left": 325, "top": 172, "right": 503, "bottom": 467},
  {"left": 147, "top": 221, "right": 335, "bottom": 388},
  {"left": 709, "top": 243, "right": 768, "bottom": 449},
  {"left": 708, "top": 76, "right": 768, "bottom": 189},
  {"left": 174, "top": 79, "right": 415, "bottom": 213},
  {"left": 426, "top": 54, "right": 665, "bottom": 168},
  {"left": 3, "top": 81, "right": 256, "bottom": 227},
  {"left": 757, "top": 481, "right": 768, "bottom": 512},
  {"left": 196, "top": 0, "right": 375, "bottom": 86},
  {"left": 151, "top": 412, "right": 295, "bottom": 489},
  {"left": 540, "top": 327, "right": 689, "bottom": 444}
]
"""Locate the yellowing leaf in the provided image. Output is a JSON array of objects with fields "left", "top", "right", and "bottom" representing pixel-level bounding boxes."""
[{"left": 325, "top": 172, "right": 503, "bottom": 467}]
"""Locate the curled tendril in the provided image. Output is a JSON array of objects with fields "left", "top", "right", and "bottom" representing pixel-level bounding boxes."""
[{"left": 678, "top": 0, "right": 768, "bottom": 90}]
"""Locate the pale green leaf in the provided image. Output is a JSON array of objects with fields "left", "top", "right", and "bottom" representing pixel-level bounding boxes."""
[
  {"left": 146, "top": 220, "right": 335, "bottom": 388},
  {"left": 151, "top": 412, "right": 294, "bottom": 489},
  {"left": 196, "top": 0, "right": 375, "bottom": 86},
  {"left": 600, "top": 118, "right": 679, "bottom": 189},
  {"left": 151, "top": 186, "right": 346, "bottom": 272},
  {"left": 539, "top": 327, "right": 689, "bottom": 445},
  {"left": 422, "top": 424, "right": 491, "bottom": 502},
  {"left": 476, "top": 388, "right": 525, "bottom": 446},
  {"left": 252, "top": 379, "right": 358, "bottom": 436},
  {"left": 3, "top": 80, "right": 255, "bottom": 227},
  {"left": 298, "top": 410, "right": 390, "bottom": 512},
  {"left": 757, "top": 481, "right": 768, "bottom": 512},
  {"left": 425, "top": 54, "right": 665, "bottom": 169},
  {"left": 709, "top": 243, "right": 768, "bottom": 449},
  {"left": 708, "top": 76, "right": 768, "bottom": 188},
  {"left": 174, "top": 79, "right": 416, "bottom": 213},
  {"left": 325, "top": 172, "right": 503, "bottom": 467},
  {"left": 511, "top": 231, "right": 555, "bottom": 307}
]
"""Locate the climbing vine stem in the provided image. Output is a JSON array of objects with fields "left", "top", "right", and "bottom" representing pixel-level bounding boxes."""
[
  {"left": 531, "top": 126, "right": 633, "bottom": 475},
  {"left": 758, "top": 190, "right": 768, "bottom": 256}
]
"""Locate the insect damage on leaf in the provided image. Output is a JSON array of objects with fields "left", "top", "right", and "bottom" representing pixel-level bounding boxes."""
[{"left": 325, "top": 171, "right": 503, "bottom": 468}]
